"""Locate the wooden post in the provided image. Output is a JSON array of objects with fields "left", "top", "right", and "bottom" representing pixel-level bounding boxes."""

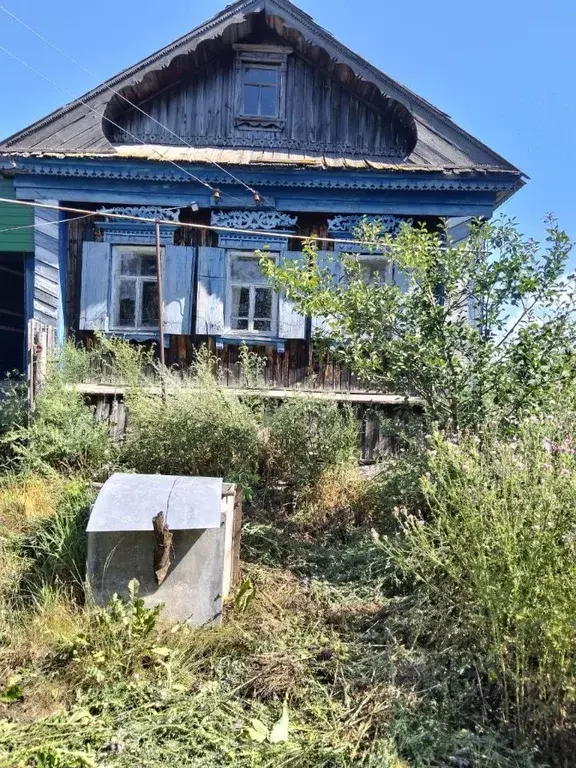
[
  {"left": 155, "top": 220, "right": 166, "bottom": 370},
  {"left": 27, "top": 318, "right": 35, "bottom": 411}
]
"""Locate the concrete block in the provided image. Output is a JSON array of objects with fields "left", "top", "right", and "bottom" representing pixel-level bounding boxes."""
[{"left": 86, "top": 474, "right": 238, "bottom": 625}]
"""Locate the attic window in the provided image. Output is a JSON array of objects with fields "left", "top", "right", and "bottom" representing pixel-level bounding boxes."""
[{"left": 234, "top": 45, "right": 291, "bottom": 130}]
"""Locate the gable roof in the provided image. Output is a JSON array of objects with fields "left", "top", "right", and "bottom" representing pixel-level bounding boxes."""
[{"left": 0, "top": 0, "right": 523, "bottom": 178}]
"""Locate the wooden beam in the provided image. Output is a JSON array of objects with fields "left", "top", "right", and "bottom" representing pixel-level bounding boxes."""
[{"left": 72, "top": 382, "right": 423, "bottom": 406}]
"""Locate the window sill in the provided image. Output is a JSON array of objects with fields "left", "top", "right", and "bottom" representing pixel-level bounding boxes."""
[
  {"left": 106, "top": 329, "right": 169, "bottom": 348},
  {"left": 215, "top": 335, "right": 285, "bottom": 353}
]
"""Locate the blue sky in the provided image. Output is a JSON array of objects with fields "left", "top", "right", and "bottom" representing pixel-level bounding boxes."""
[{"left": 1, "top": 0, "right": 574, "bottom": 253}]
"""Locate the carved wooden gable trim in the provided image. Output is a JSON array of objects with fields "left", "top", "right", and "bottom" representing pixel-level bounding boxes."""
[{"left": 106, "top": 47, "right": 415, "bottom": 160}]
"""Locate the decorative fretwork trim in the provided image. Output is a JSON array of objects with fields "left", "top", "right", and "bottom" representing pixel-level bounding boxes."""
[
  {"left": 15, "top": 160, "right": 518, "bottom": 193},
  {"left": 211, "top": 209, "right": 297, "bottom": 230},
  {"left": 98, "top": 205, "right": 181, "bottom": 222},
  {"left": 327, "top": 214, "right": 407, "bottom": 237},
  {"left": 96, "top": 206, "right": 180, "bottom": 244},
  {"left": 108, "top": 131, "right": 405, "bottom": 158},
  {"left": 218, "top": 233, "right": 290, "bottom": 250}
]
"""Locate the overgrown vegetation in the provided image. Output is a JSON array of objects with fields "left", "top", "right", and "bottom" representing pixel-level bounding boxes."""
[
  {"left": 383, "top": 418, "right": 576, "bottom": 754},
  {"left": 263, "top": 215, "right": 575, "bottom": 433},
  {"left": 1, "top": 215, "right": 576, "bottom": 765}
]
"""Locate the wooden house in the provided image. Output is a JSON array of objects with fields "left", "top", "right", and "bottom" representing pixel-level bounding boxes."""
[{"left": 0, "top": 0, "right": 525, "bottom": 387}]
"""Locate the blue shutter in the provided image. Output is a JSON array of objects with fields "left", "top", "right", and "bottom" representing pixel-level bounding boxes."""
[
  {"left": 163, "top": 245, "right": 195, "bottom": 335},
  {"left": 196, "top": 246, "right": 226, "bottom": 335},
  {"left": 311, "top": 250, "right": 342, "bottom": 335},
  {"left": 278, "top": 250, "right": 306, "bottom": 340},
  {"left": 79, "top": 241, "right": 111, "bottom": 331}
]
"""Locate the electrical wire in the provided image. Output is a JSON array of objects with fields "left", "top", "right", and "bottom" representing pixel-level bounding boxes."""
[
  {"left": 0, "top": 45, "right": 260, "bottom": 211},
  {"left": 0, "top": 197, "right": 394, "bottom": 249},
  {"left": 0, "top": 210, "right": 94, "bottom": 236},
  {"left": 0, "top": 3, "right": 274, "bottom": 206}
]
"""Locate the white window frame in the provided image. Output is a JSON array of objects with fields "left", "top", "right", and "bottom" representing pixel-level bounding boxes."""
[
  {"left": 226, "top": 250, "right": 279, "bottom": 337},
  {"left": 111, "top": 245, "right": 161, "bottom": 332}
]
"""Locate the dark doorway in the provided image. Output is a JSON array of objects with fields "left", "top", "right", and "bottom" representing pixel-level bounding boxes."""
[{"left": 0, "top": 253, "right": 26, "bottom": 377}]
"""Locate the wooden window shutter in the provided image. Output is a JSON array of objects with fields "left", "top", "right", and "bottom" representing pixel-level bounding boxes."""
[
  {"left": 311, "top": 250, "right": 342, "bottom": 334},
  {"left": 277, "top": 250, "right": 306, "bottom": 340},
  {"left": 79, "top": 241, "right": 112, "bottom": 331},
  {"left": 196, "top": 246, "right": 226, "bottom": 335},
  {"left": 163, "top": 245, "right": 195, "bottom": 335}
]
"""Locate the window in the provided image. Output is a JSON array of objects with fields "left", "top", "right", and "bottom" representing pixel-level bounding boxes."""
[
  {"left": 112, "top": 245, "right": 159, "bottom": 330},
  {"left": 242, "top": 64, "right": 280, "bottom": 118},
  {"left": 357, "top": 255, "right": 391, "bottom": 284},
  {"left": 234, "top": 45, "right": 290, "bottom": 129},
  {"left": 228, "top": 251, "right": 277, "bottom": 335}
]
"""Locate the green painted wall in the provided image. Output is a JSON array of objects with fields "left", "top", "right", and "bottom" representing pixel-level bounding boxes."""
[{"left": 0, "top": 177, "right": 33, "bottom": 253}]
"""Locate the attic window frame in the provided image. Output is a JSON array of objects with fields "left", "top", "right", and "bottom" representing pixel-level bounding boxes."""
[{"left": 233, "top": 44, "right": 291, "bottom": 131}]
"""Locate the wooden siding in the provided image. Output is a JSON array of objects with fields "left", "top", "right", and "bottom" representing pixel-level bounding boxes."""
[
  {"left": 0, "top": 177, "right": 33, "bottom": 253},
  {"left": 33, "top": 204, "right": 60, "bottom": 326},
  {"left": 65, "top": 206, "right": 441, "bottom": 391},
  {"left": 107, "top": 49, "right": 412, "bottom": 159}
]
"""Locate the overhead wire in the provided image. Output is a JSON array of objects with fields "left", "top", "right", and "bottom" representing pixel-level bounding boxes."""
[
  {"left": 0, "top": 197, "right": 392, "bottom": 249},
  {"left": 0, "top": 46, "right": 258, "bottom": 210},
  {"left": 0, "top": 3, "right": 276, "bottom": 208},
  {"left": 0, "top": 210, "right": 94, "bottom": 236}
]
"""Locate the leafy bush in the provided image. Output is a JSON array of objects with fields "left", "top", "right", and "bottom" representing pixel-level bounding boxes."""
[
  {"left": 0, "top": 375, "right": 29, "bottom": 468},
  {"left": 122, "top": 362, "right": 261, "bottom": 487},
  {"left": 54, "top": 335, "right": 156, "bottom": 387},
  {"left": 264, "top": 396, "right": 359, "bottom": 496},
  {"left": 383, "top": 417, "right": 576, "bottom": 754},
  {"left": 5, "top": 381, "right": 115, "bottom": 478}
]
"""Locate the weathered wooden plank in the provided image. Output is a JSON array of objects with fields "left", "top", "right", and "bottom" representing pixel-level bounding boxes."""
[
  {"left": 196, "top": 246, "right": 226, "bottom": 335},
  {"left": 34, "top": 203, "right": 60, "bottom": 326},
  {"left": 163, "top": 245, "right": 195, "bottom": 334},
  {"left": 278, "top": 251, "right": 306, "bottom": 340},
  {"left": 79, "top": 242, "right": 112, "bottom": 331},
  {"left": 74, "top": 382, "right": 423, "bottom": 406}
]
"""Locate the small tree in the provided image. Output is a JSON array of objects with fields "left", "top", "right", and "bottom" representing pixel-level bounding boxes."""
[{"left": 262, "top": 217, "right": 574, "bottom": 433}]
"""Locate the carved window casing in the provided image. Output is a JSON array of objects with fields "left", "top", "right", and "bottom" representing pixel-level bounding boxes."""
[{"left": 234, "top": 44, "right": 291, "bottom": 130}]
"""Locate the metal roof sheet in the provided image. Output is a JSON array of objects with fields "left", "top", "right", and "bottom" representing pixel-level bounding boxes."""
[{"left": 87, "top": 473, "right": 223, "bottom": 532}]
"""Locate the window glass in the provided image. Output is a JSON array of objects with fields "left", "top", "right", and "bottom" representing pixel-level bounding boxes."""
[
  {"left": 242, "top": 85, "right": 260, "bottom": 116},
  {"left": 241, "top": 64, "right": 279, "bottom": 117},
  {"left": 118, "top": 280, "right": 136, "bottom": 326},
  {"left": 141, "top": 282, "right": 159, "bottom": 326},
  {"left": 120, "top": 252, "right": 140, "bottom": 276},
  {"left": 244, "top": 66, "right": 278, "bottom": 85},
  {"left": 259, "top": 87, "right": 277, "bottom": 118},
  {"left": 359, "top": 258, "right": 389, "bottom": 284},
  {"left": 254, "top": 287, "right": 272, "bottom": 320},
  {"left": 141, "top": 254, "right": 157, "bottom": 276},
  {"left": 230, "top": 255, "right": 267, "bottom": 283}
]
